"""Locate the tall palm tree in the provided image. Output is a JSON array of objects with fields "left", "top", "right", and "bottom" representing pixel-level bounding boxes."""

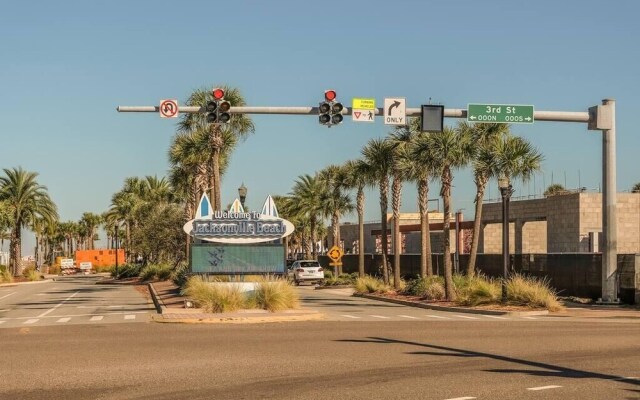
[
  {"left": 79, "top": 212, "right": 102, "bottom": 250},
  {"left": 343, "top": 159, "right": 375, "bottom": 277},
  {"left": 177, "top": 86, "right": 255, "bottom": 211},
  {"left": 289, "top": 174, "right": 325, "bottom": 259},
  {"left": 459, "top": 122, "right": 511, "bottom": 277},
  {"left": 397, "top": 118, "right": 437, "bottom": 278},
  {"left": 319, "top": 164, "right": 353, "bottom": 274},
  {"left": 387, "top": 131, "right": 414, "bottom": 288},
  {"left": 0, "top": 167, "right": 58, "bottom": 276},
  {"left": 415, "top": 128, "right": 473, "bottom": 300},
  {"left": 493, "top": 135, "right": 543, "bottom": 195},
  {"left": 362, "top": 138, "right": 395, "bottom": 285}
]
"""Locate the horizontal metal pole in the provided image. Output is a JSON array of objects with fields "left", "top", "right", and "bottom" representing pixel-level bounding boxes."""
[{"left": 117, "top": 105, "right": 590, "bottom": 123}]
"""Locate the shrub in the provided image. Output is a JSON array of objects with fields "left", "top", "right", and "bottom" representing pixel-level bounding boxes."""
[
  {"left": 455, "top": 275, "right": 500, "bottom": 306},
  {"left": 112, "top": 263, "right": 142, "bottom": 279},
  {"left": 354, "top": 275, "right": 391, "bottom": 294},
  {"left": 139, "top": 264, "right": 173, "bottom": 281},
  {"left": 249, "top": 278, "right": 299, "bottom": 312},
  {"left": 27, "top": 269, "right": 43, "bottom": 281},
  {"left": 22, "top": 265, "right": 36, "bottom": 278},
  {"left": 322, "top": 272, "right": 358, "bottom": 286},
  {"left": 402, "top": 276, "right": 446, "bottom": 300},
  {"left": 506, "top": 274, "right": 563, "bottom": 311},
  {"left": 182, "top": 276, "right": 246, "bottom": 313},
  {"left": 171, "top": 262, "right": 190, "bottom": 288},
  {"left": 48, "top": 264, "right": 61, "bottom": 275},
  {"left": 1, "top": 269, "right": 13, "bottom": 283},
  {"left": 93, "top": 265, "right": 114, "bottom": 274}
]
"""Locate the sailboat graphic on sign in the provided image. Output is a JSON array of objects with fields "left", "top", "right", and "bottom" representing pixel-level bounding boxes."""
[
  {"left": 260, "top": 195, "right": 279, "bottom": 218},
  {"left": 196, "top": 193, "right": 213, "bottom": 219},
  {"left": 228, "top": 198, "right": 245, "bottom": 213}
]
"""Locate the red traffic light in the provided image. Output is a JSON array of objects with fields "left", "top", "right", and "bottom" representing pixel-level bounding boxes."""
[
  {"left": 212, "top": 88, "right": 225, "bottom": 100},
  {"left": 324, "top": 90, "right": 337, "bottom": 102}
]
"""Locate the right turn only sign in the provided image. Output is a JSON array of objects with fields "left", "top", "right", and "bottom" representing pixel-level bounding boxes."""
[{"left": 384, "top": 97, "right": 406, "bottom": 125}]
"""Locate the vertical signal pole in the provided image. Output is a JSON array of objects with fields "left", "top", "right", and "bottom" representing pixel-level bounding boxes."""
[{"left": 601, "top": 98, "right": 618, "bottom": 303}]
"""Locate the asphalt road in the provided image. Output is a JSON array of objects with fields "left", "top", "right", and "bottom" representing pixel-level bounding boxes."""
[
  {"left": 1, "top": 317, "right": 639, "bottom": 399},
  {"left": 0, "top": 275, "right": 153, "bottom": 329}
]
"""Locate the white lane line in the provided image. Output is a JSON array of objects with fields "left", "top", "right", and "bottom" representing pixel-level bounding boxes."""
[
  {"left": 0, "top": 321, "right": 6, "bottom": 324},
  {"left": 0, "top": 292, "right": 16, "bottom": 300},
  {"left": 454, "top": 315, "right": 479, "bottom": 320},
  {"left": 614, "top": 376, "right": 639, "bottom": 381},
  {"left": 369, "top": 315, "right": 390, "bottom": 319},
  {"left": 522, "top": 316, "right": 538, "bottom": 320},
  {"left": 483, "top": 315, "right": 507, "bottom": 319},
  {"left": 425, "top": 315, "right": 451, "bottom": 319},
  {"left": 527, "top": 385, "right": 562, "bottom": 391},
  {"left": 24, "top": 319, "right": 39, "bottom": 324},
  {"left": 340, "top": 315, "right": 361, "bottom": 319},
  {"left": 398, "top": 315, "right": 419, "bottom": 319},
  {"left": 445, "top": 397, "right": 476, "bottom": 400},
  {"left": 89, "top": 316, "right": 104, "bottom": 322},
  {"left": 124, "top": 315, "right": 136, "bottom": 320},
  {"left": 37, "top": 291, "right": 79, "bottom": 318},
  {"left": 56, "top": 317, "right": 71, "bottom": 323}
]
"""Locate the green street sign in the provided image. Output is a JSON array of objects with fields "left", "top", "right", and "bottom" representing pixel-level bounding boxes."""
[{"left": 467, "top": 103, "right": 534, "bottom": 124}]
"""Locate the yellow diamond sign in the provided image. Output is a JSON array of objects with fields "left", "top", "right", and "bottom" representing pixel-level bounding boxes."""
[{"left": 327, "top": 245, "right": 344, "bottom": 262}]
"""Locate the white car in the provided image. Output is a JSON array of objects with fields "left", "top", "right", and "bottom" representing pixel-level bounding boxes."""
[{"left": 288, "top": 260, "right": 324, "bottom": 285}]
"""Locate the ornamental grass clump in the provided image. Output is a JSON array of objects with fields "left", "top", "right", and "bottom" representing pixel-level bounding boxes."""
[
  {"left": 182, "top": 276, "right": 246, "bottom": 313},
  {"left": 354, "top": 275, "right": 392, "bottom": 294},
  {"left": 250, "top": 277, "right": 299, "bottom": 312},
  {"left": 26, "top": 269, "right": 43, "bottom": 281},
  {"left": 139, "top": 264, "right": 173, "bottom": 281},
  {"left": 1, "top": 268, "right": 13, "bottom": 283},
  {"left": 506, "top": 274, "right": 564, "bottom": 311},
  {"left": 455, "top": 275, "right": 501, "bottom": 306},
  {"left": 402, "top": 276, "right": 446, "bottom": 300}
]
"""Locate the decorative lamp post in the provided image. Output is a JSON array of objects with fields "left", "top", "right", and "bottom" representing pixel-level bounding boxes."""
[
  {"left": 498, "top": 175, "right": 514, "bottom": 302},
  {"left": 238, "top": 183, "right": 248, "bottom": 209}
]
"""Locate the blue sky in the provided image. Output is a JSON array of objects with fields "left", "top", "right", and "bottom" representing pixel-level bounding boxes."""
[{"left": 1, "top": 0, "right": 639, "bottom": 253}]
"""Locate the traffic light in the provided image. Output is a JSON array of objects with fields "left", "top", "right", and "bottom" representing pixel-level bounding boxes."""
[
  {"left": 206, "top": 88, "right": 231, "bottom": 124},
  {"left": 318, "top": 90, "right": 343, "bottom": 127},
  {"left": 420, "top": 105, "right": 444, "bottom": 132}
]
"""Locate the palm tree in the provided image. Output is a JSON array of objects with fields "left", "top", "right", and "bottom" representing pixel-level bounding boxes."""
[
  {"left": 343, "top": 159, "right": 375, "bottom": 277},
  {"left": 633, "top": 183, "right": 640, "bottom": 193},
  {"left": 0, "top": 168, "right": 58, "bottom": 276},
  {"left": 387, "top": 131, "right": 415, "bottom": 288},
  {"left": 79, "top": 212, "right": 102, "bottom": 250},
  {"left": 398, "top": 118, "right": 437, "bottom": 278},
  {"left": 318, "top": 164, "right": 353, "bottom": 274},
  {"left": 459, "top": 122, "right": 511, "bottom": 277},
  {"left": 415, "top": 128, "right": 473, "bottom": 300},
  {"left": 289, "top": 174, "right": 325, "bottom": 259},
  {"left": 362, "top": 138, "right": 395, "bottom": 285},
  {"left": 0, "top": 201, "right": 11, "bottom": 253},
  {"left": 493, "top": 135, "right": 543, "bottom": 196},
  {"left": 177, "top": 86, "right": 255, "bottom": 211},
  {"left": 544, "top": 183, "right": 567, "bottom": 196}
]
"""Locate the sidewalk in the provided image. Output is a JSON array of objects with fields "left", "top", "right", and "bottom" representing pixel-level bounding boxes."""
[{"left": 148, "top": 280, "right": 323, "bottom": 324}]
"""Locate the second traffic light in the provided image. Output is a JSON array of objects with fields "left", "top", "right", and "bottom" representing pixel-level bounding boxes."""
[
  {"left": 206, "top": 88, "right": 231, "bottom": 124},
  {"left": 319, "top": 90, "right": 343, "bottom": 127}
]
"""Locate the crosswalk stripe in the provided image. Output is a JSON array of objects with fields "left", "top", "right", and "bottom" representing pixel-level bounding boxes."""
[
  {"left": 522, "top": 316, "right": 537, "bottom": 320},
  {"left": 90, "top": 316, "right": 103, "bottom": 322},
  {"left": 425, "top": 315, "right": 450, "bottom": 319},
  {"left": 370, "top": 315, "right": 390, "bottom": 319},
  {"left": 56, "top": 317, "right": 71, "bottom": 323},
  {"left": 454, "top": 315, "right": 479, "bottom": 320},
  {"left": 483, "top": 315, "right": 507, "bottom": 319},
  {"left": 124, "top": 315, "right": 136, "bottom": 320},
  {"left": 527, "top": 385, "right": 562, "bottom": 391},
  {"left": 24, "top": 319, "right": 39, "bottom": 324},
  {"left": 398, "top": 315, "right": 419, "bottom": 319},
  {"left": 340, "top": 315, "right": 361, "bottom": 319},
  {"left": 0, "top": 321, "right": 6, "bottom": 324}
]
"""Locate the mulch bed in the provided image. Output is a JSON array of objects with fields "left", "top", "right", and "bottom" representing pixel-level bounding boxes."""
[{"left": 370, "top": 292, "right": 549, "bottom": 312}]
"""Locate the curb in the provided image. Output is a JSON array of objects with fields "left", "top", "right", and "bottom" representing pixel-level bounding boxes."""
[
  {"left": 148, "top": 282, "right": 165, "bottom": 314},
  {"left": 0, "top": 279, "right": 54, "bottom": 287},
  {"left": 356, "top": 293, "right": 549, "bottom": 316}
]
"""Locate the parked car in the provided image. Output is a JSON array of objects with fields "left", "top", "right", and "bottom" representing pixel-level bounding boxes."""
[{"left": 287, "top": 260, "right": 324, "bottom": 285}]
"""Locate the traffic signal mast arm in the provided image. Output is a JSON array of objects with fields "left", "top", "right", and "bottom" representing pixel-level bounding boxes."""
[{"left": 117, "top": 105, "right": 590, "bottom": 122}]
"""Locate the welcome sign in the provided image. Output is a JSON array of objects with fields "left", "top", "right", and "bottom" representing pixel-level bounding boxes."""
[{"left": 183, "top": 194, "right": 294, "bottom": 244}]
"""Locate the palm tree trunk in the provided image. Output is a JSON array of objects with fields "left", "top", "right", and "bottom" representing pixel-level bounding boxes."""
[
  {"left": 441, "top": 167, "right": 455, "bottom": 300},
  {"left": 10, "top": 225, "right": 21, "bottom": 276},
  {"left": 418, "top": 177, "right": 433, "bottom": 276},
  {"left": 392, "top": 175, "right": 402, "bottom": 289},
  {"left": 310, "top": 217, "right": 317, "bottom": 260},
  {"left": 379, "top": 176, "right": 390, "bottom": 285},
  {"left": 467, "top": 177, "right": 487, "bottom": 277},
  {"left": 357, "top": 186, "right": 365, "bottom": 277}
]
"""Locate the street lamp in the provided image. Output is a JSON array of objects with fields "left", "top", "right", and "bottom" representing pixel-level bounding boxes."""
[
  {"left": 498, "top": 175, "right": 514, "bottom": 302},
  {"left": 238, "top": 183, "right": 247, "bottom": 209}
]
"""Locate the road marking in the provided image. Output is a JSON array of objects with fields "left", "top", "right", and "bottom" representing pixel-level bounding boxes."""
[
  {"left": 24, "top": 319, "right": 39, "bottom": 324},
  {"left": 369, "top": 315, "right": 390, "bottom": 319},
  {"left": 340, "top": 315, "right": 361, "bottom": 319},
  {"left": 527, "top": 385, "right": 562, "bottom": 391},
  {"left": 56, "top": 317, "right": 71, "bottom": 323},
  {"left": 522, "top": 316, "right": 538, "bottom": 320},
  {"left": 0, "top": 292, "right": 16, "bottom": 300},
  {"left": 445, "top": 397, "right": 476, "bottom": 400},
  {"left": 483, "top": 315, "right": 507, "bottom": 319},
  {"left": 454, "top": 315, "right": 479, "bottom": 320},
  {"left": 124, "top": 315, "right": 136, "bottom": 320},
  {"left": 425, "top": 315, "right": 450, "bottom": 319},
  {"left": 37, "top": 291, "right": 79, "bottom": 318},
  {"left": 398, "top": 315, "right": 419, "bottom": 319},
  {"left": 0, "top": 321, "right": 6, "bottom": 324},
  {"left": 90, "top": 316, "right": 104, "bottom": 322}
]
